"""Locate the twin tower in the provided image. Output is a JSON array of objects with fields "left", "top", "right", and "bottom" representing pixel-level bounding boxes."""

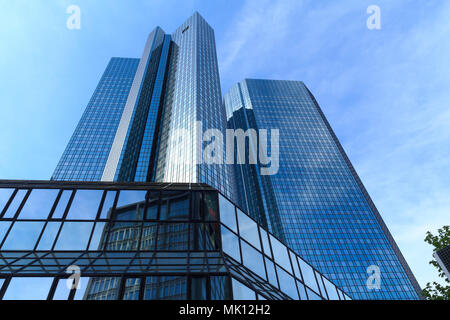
[{"left": 52, "top": 12, "right": 421, "bottom": 299}]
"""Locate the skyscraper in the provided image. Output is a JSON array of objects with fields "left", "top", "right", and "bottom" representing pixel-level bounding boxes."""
[
  {"left": 224, "top": 79, "right": 422, "bottom": 299},
  {"left": 53, "top": 13, "right": 233, "bottom": 200},
  {"left": 0, "top": 12, "right": 419, "bottom": 300}
]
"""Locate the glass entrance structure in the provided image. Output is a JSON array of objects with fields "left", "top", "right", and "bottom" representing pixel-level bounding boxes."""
[{"left": 0, "top": 180, "right": 348, "bottom": 300}]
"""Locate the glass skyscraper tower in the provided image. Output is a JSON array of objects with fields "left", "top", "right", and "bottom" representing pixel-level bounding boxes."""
[
  {"left": 0, "top": 13, "right": 419, "bottom": 300},
  {"left": 53, "top": 13, "right": 234, "bottom": 200},
  {"left": 224, "top": 79, "right": 421, "bottom": 299}
]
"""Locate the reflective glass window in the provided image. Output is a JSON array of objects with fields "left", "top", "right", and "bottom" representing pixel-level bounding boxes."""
[
  {"left": 115, "top": 190, "right": 147, "bottom": 220},
  {"left": 269, "top": 234, "right": 291, "bottom": 273},
  {"left": 210, "top": 276, "right": 231, "bottom": 300},
  {"left": 54, "top": 222, "right": 94, "bottom": 250},
  {"left": 18, "top": 189, "right": 59, "bottom": 219},
  {"left": 99, "top": 191, "right": 116, "bottom": 219},
  {"left": 145, "top": 192, "right": 159, "bottom": 220},
  {"left": 296, "top": 280, "right": 308, "bottom": 300},
  {"left": 237, "top": 209, "right": 260, "bottom": 250},
  {"left": 306, "top": 287, "right": 322, "bottom": 300},
  {"left": 265, "top": 257, "right": 278, "bottom": 288},
  {"left": 52, "top": 278, "right": 71, "bottom": 300},
  {"left": 0, "top": 221, "right": 11, "bottom": 244},
  {"left": 2, "top": 221, "right": 45, "bottom": 250},
  {"left": 241, "top": 240, "right": 266, "bottom": 279},
  {"left": 160, "top": 191, "right": 189, "bottom": 220},
  {"left": 277, "top": 266, "right": 298, "bottom": 299},
  {"left": 157, "top": 223, "right": 188, "bottom": 251},
  {"left": 231, "top": 278, "right": 255, "bottom": 300},
  {"left": 298, "top": 257, "right": 319, "bottom": 293},
  {"left": 73, "top": 277, "right": 91, "bottom": 300},
  {"left": 140, "top": 222, "right": 157, "bottom": 250},
  {"left": 52, "top": 190, "right": 72, "bottom": 219},
  {"left": 191, "top": 277, "right": 207, "bottom": 300},
  {"left": 218, "top": 194, "right": 237, "bottom": 232},
  {"left": 66, "top": 190, "right": 103, "bottom": 220},
  {"left": 123, "top": 278, "right": 141, "bottom": 300},
  {"left": 89, "top": 222, "right": 107, "bottom": 250},
  {"left": 0, "top": 188, "right": 14, "bottom": 214},
  {"left": 259, "top": 228, "right": 272, "bottom": 258},
  {"left": 323, "top": 277, "right": 339, "bottom": 300},
  {"left": 144, "top": 276, "right": 187, "bottom": 300},
  {"left": 289, "top": 250, "right": 301, "bottom": 280},
  {"left": 204, "top": 192, "right": 218, "bottom": 221},
  {"left": 3, "top": 189, "right": 27, "bottom": 218},
  {"left": 3, "top": 277, "right": 53, "bottom": 300},
  {"left": 316, "top": 271, "right": 326, "bottom": 297},
  {"left": 36, "top": 222, "right": 61, "bottom": 250},
  {"left": 84, "top": 277, "right": 120, "bottom": 300},
  {"left": 220, "top": 225, "right": 240, "bottom": 263}
]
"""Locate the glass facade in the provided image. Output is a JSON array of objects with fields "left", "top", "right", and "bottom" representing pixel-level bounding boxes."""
[
  {"left": 0, "top": 180, "right": 347, "bottom": 300},
  {"left": 52, "top": 58, "right": 139, "bottom": 181},
  {"left": 224, "top": 79, "right": 421, "bottom": 300},
  {"left": 43, "top": 13, "right": 421, "bottom": 300}
]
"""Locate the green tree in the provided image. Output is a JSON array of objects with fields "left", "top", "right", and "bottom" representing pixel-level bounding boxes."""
[{"left": 422, "top": 225, "right": 450, "bottom": 300}]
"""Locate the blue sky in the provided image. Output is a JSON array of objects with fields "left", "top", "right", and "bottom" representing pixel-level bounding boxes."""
[{"left": 0, "top": 0, "right": 449, "bottom": 289}]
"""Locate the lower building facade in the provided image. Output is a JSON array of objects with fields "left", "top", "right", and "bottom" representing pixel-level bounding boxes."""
[{"left": 0, "top": 180, "right": 349, "bottom": 300}]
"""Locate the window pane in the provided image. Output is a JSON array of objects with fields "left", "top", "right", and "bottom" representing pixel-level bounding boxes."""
[
  {"left": 191, "top": 277, "right": 207, "bottom": 300},
  {"left": 277, "top": 266, "right": 298, "bottom": 299},
  {"left": 204, "top": 192, "right": 218, "bottom": 221},
  {"left": 323, "top": 277, "right": 339, "bottom": 300},
  {"left": 289, "top": 250, "right": 301, "bottom": 279},
  {"left": 84, "top": 277, "right": 120, "bottom": 300},
  {"left": 0, "top": 221, "right": 12, "bottom": 244},
  {"left": 160, "top": 191, "right": 189, "bottom": 220},
  {"left": 18, "top": 189, "right": 59, "bottom": 219},
  {"left": 306, "top": 287, "right": 322, "bottom": 300},
  {"left": 3, "top": 277, "right": 53, "bottom": 300},
  {"left": 145, "top": 192, "right": 159, "bottom": 220},
  {"left": 316, "top": 272, "right": 326, "bottom": 297},
  {"left": 114, "top": 191, "right": 146, "bottom": 220},
  {"left": 218, "top": 194, "right": 237, "bottom": 232},
  {"left": 220, "top": 225, "right": 240, "bottom": 263},
  {"left": 237, "top": 209, "right": 260, "bottom": 250},
  {"left": 144, "top": 276, "right": 187, "bottom": 300},
  {"left": 66, "top": 190, "right": 103, "bottom": 220},
  {"left": 52, "top": 190, "right": 72, "bottom": 219},
  {"left": 52, "top": 279, "right": 71, "bottom": 300},
  {"left": 232, "top": 278, "right": 255, "bottom": 300},
  {"left": 259, "top": 228, "right": 272, "bottom": 258},
  {"left": 3, "top": 189, "right": 27, "bottom": 218},
  {"left": 36, "top": 222, "right": 61, "bottom": 250},
  {"left": 99, "top": 191, "right": 116, "bottom": 219},
  {"left": 89, "top": 222, "right": 107, "bottom": 250},
  {"left": 2, "top": 221, "right": 44, "bottom": 250},
  {"left": 74, "top": 277, "right": 91, "bottom": 300},
  {"left": 298, "top": 257, "right": 319, "bottom": 293},
  {"left": 54, "top": 222, "right": 94, "bottom": 250},
  {"left": 123, "top": 278, "right": 141, "bottom": 300},
  {"left": 210, "top": 276, "right": 231, "bottom": 300},
  {"left": 140, "top": 222, "right": 157, "bottom": 250},
  {"left": 269, "top": 234, "right": 291, "bottom": 273},
  {"left": 265, "top": 257, "right": 278, "bottom": 288},
  {"left": 105, "top": 221, "right": 141, "bottom": 251},
  {"left": 241, "top": 240, "right": 266, "bottom": 279},
  {"left": 297, "top": 280, "right": 308, "bottom": 300},
  {"left": 157, "top": 223, "right": 188, "bottom": 250},
  {"left": 0, "top": 188, "right": 14, "bottom": 214}
]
